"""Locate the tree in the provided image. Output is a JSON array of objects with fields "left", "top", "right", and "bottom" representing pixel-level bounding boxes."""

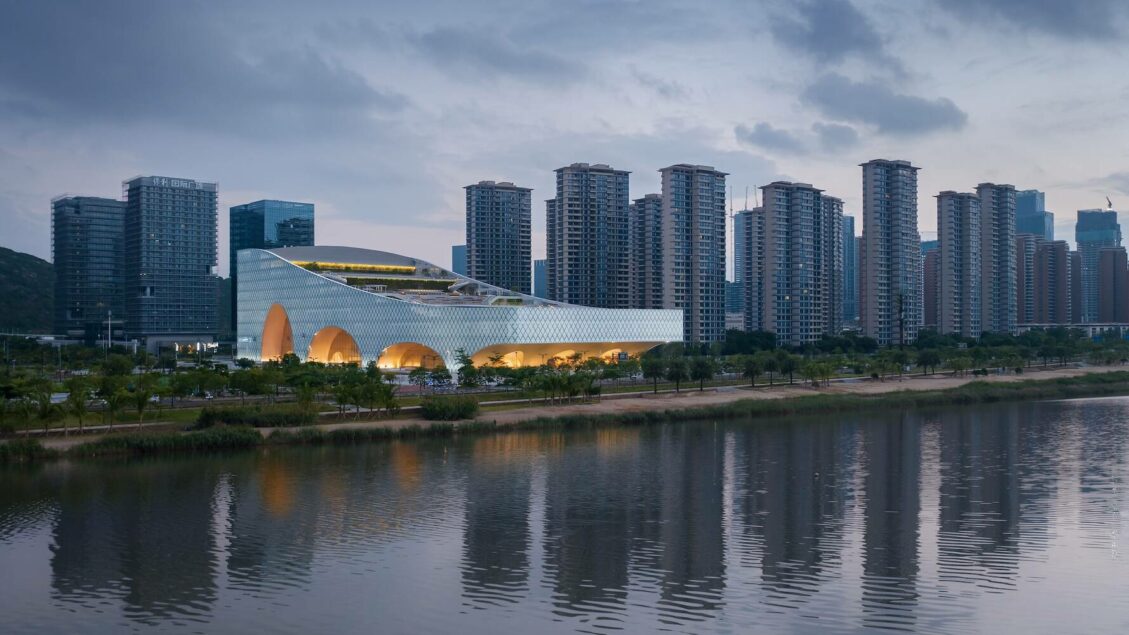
[
  {"left": 428, "top": 366, "right": 452, "bottom": 390},
  {"left": 131, "top": 374, "right": 158, "bottom": 428},
  {"left": 801, "top": 362, "right": 821, "bottom": 387},
  {"left": 690, "top": 357, "right": 717, "bottom": 391},
  {"left": 641, "top": 357, "right": 666, "bottom": 394},
  {"left": 64, "top": 377, "right": 90, "bottom": 435},
  {"left": 103, "top": 388, "right": 127, "bottom": 431},
  {"left": 741, "top": 355, "right": 762, "bottom": 387},
  {"left": 758, "top": 351, "right": 779, "bottom": 386},
  {"left": 408, "top": 366, "right": 430, "bottom": 395},
  {"left": 454, "top": 348, "right": 479, "bottom": 389},
  {"left": 664, "top": 357, "right": 689, "bottom": 392},
  {"left": 917, "top": 350, "right": 942, "bottom": 375},
  {"left": 235, "top": 357, "right": 255, "bottom": 369},
  {"left": 776, "top": 351, "right": 798, "bottom": 384},
  {"left": 33, "top": 389, "right": 60, "bottom": 435},
  {"left": 101, "top": 354, "right": 135, "bottom": 377}
]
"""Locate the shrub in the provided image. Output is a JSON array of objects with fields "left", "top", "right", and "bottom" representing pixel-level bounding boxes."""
[
  {"left": 69, "top": 426, "right": 263, "bottom": 457},
  {"left": 0, "top": 438, "right": 58, "bottom": 463},
  {"left": 195, "top": 405, "right": 315, "bottom": 429},
  {"left": 419, "top": 395, "right": 480, "bottom": 421}
]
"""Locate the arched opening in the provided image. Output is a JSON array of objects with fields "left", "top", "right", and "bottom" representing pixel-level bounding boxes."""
[
  {"left": 378, "top": 342, "right": 444, "bottom": 369},
  {"left": 550, "top": 349, "right": 578, "bottom": 365},
  {"left": 600, "top": 348, "right": 624, "bottom": 361},
  {"left": 307, "top": 326, "right": 361, "bottom": 364},
  {"left": 260, "top": 304, "right": 294, "bottom": 361}
]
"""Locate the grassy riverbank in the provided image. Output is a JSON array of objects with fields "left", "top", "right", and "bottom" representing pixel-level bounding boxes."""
[{"left": 5, "top": 370, "right": 1129, "bottom": 463}]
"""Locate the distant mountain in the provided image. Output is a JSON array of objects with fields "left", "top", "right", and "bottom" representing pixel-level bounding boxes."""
[{"left": 0, "top": 246, "right": 53, "bottom": 333}]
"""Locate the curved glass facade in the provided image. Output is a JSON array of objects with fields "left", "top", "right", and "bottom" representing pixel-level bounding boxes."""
[{"left": 236, "top": 247, "right": 683, "bottom": 368}]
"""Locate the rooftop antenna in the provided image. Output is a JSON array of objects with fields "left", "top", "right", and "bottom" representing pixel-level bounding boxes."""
[{"left": 1108, "top": 196, "right": 1115, "bottom": 211}]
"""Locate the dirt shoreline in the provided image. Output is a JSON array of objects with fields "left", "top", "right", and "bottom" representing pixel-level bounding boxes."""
[
  {"left": 30, "top": 364, "right": 1126, "bottom": 451},
  {"left": 269, "top": 364, "right": 1127, "bottom": 434}
]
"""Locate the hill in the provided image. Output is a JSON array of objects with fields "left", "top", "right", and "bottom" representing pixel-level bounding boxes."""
[{"left": 0, "top": 246, "right": 53, "bottom": 333}]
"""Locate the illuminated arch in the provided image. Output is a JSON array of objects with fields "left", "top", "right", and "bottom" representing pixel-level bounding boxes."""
[
  {"left": 307, "top": 326, "right": 361, "bottom": 364},
  {"left": 260, "top": 304, "right": 294, "bottom": 361},
  {"left": 378, "top": 342, "right": 444, "bottom": 369}
]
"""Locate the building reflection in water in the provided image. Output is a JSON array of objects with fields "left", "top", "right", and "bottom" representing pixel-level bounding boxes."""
[
  {"left": 49, "top": 459, "right": 221, "bottom": 623},
  {"left": 14, "top": 396, "right": 1129, "bottom": 632},
  {"left": 861, "top": 412, "right": 921, "bottom": 631}
]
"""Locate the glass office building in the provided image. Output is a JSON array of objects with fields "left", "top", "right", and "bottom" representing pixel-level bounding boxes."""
[
  {"left": 51, "top": 196, "right": 126, "bottom": 341},
  {"left": 123, "top": 176, "right": 218, "bottom": 350},
  {"left": 1076, "top": 209, "right": 1122, "bottom": 322},
  {"left": 230, "top": 199, "right": 315, "bottom": 331}
]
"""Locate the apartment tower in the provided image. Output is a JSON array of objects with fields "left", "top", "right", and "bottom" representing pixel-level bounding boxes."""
[{"left": 860, "top": 159, "right": 922, "bottom": 346}]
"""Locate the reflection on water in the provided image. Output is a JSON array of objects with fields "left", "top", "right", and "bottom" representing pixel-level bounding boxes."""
[{"left": 5, "top": 398, "right": 1129, "bottom": 633}]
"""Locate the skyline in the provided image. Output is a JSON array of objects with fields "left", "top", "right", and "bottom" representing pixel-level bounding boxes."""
[{"left": 3, "top": 0, "right": 1129, "bottom": 276}]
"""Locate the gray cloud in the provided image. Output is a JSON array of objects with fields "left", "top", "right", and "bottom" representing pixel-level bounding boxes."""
[
  {"left": 406, "top": 27, "right": 583, "bottom": 82},
  {"left": 770, "top": 0, "right": 904, "bottom": 74},
  {"left": 939, "top": 0, "right": 1126, "bottom": 39},
  {"left": 812, "top": 122, "right": 860, "bottom": 151},
  {"left": 735, "top": 123, "right": 806, "bottom": 154},
  {"left": 1089, "top": 172, "right": 1129, "bottom": 198},
  {"left": 0, "top": 1, "right": 405, "bottom": 139},
  {"left": 802, "top": 73, "right": 967, "bottom": 135},
  {"left": 630, "top": 68, "right": 689, "bottom": 100}
]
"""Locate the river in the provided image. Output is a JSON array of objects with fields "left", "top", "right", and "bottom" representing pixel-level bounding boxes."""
[{"left": 3, "top": 397, "right": 1129, "bottom": 633}]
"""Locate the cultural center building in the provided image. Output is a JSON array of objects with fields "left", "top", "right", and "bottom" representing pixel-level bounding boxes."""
[{"left": 236, "top": 246, "right": 682, "bottom": 369}]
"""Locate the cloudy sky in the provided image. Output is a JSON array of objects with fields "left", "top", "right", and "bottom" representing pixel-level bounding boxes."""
[{"left": 2, "top": 0, "right": 1127, "bottom": 277}]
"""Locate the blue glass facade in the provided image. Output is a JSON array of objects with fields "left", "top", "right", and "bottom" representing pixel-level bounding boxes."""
[
  {"left": 533, "top": 259, "right": 547, "bottom": 298},
  {"left": 451, "top": 245, "right": 467, "bottom": 275},
  {"left": 842, "top": 215, "right": 858, "bottom": 322},
  {"left": 230, "top": 199, "right": 315, "bottom": 332},
  {"left": 1016, "top": 189, "right": 1054, "bottom": 241},
  {"left": 52, "top": 196, "right": 126, "bottom": 340},
  {"left": 1076, "top": 209, "right": 1122, "bottom": 322}
]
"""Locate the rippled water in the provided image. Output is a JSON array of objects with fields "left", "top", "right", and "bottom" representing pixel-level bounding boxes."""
[{"left": 4, "top": 397, "right": 1129, "bottom": 633}]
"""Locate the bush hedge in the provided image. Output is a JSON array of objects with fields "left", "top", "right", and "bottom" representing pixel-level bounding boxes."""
[
  {"left": 69, "top": 426, "right": 263, "bottom": 457},
  {"left": 419, "top": 395, "right": 480, "bottom": 421},
  {"left": 195, "top": 405, "right": 315, "bottom": 429},
  {"left": 0, "top": 438, "right": 58, "bottom": 463}
]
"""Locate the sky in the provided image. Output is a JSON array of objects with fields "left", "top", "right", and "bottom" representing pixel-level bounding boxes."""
[{"left": 2, "top": 0, "right": 1128, "bottom": 278}]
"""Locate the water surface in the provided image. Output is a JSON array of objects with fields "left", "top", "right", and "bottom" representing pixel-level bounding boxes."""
[{"left": 3, "top": 397, "right": 1129, "bottom": 633}]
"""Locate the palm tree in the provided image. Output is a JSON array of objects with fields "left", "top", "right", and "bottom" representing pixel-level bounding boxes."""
[
  {"left": 103, "top": 389, "right": 127, "bottom": 431},
  {"left": 34, "top": 390, "right": 60, "bottom": 435},
  {"left": 64, "top": 378, "right": 90, "bottom": 435}
]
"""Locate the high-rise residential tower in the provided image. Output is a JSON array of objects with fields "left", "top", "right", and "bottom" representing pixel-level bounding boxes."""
[
  {"left": 1098, "top": 247, "right": 1129, "bottom": 323},
  {"left": 937, "top": 191, "right": 982, "bottom": 338},
  {"left": 843, "top": 215, "right": 859, "bottom": 322},
  {"left": 545, "top": 163, "right": 631, "bottom": 308},
  {"left": 740, "top": 208, "right": 766, "bottom": 332},
  {"left": 977, "top": 183, "right": 1017, "bottom": 334},
  {"left": 923, "top": 249, "right": 939, "bottom": 329},
  {"left": 1016, "top": 189, "right": 1054, "bottom": 241},
  {"left": 229, "top": 199, "right": 314, "bottom": 331},
  {"left": 731, "top": 209, "right": 752, "bottom": 316},
  {"left": 1016, "top": 233, "right": 1041, "bottom": 325},
  {"left": 659, "top": 164, "right": 728, "bottom": 344},
  {"left": 1076, "top": 209, "right": 1122, "bottom": 322},
  {"left": 1034, "top": 240, "right": 1072, "bottom": 324},
  {"left": 465, "top": 181, "right": 532, "bottom": 294},
  {"left": 51, "top": 196, "right": 126, "bottom": 341},
  {"left": 123, "top": 176, "right": 218, "bottom": 350},
  {"left": 629, "top": 193, "right": 664, "bottom": 309},
  {"left": 860, "top": 159, "right": 922, "bottom": 346},
  {"left": 749, "top": 181, "right": 843, "bottom": 346}
]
